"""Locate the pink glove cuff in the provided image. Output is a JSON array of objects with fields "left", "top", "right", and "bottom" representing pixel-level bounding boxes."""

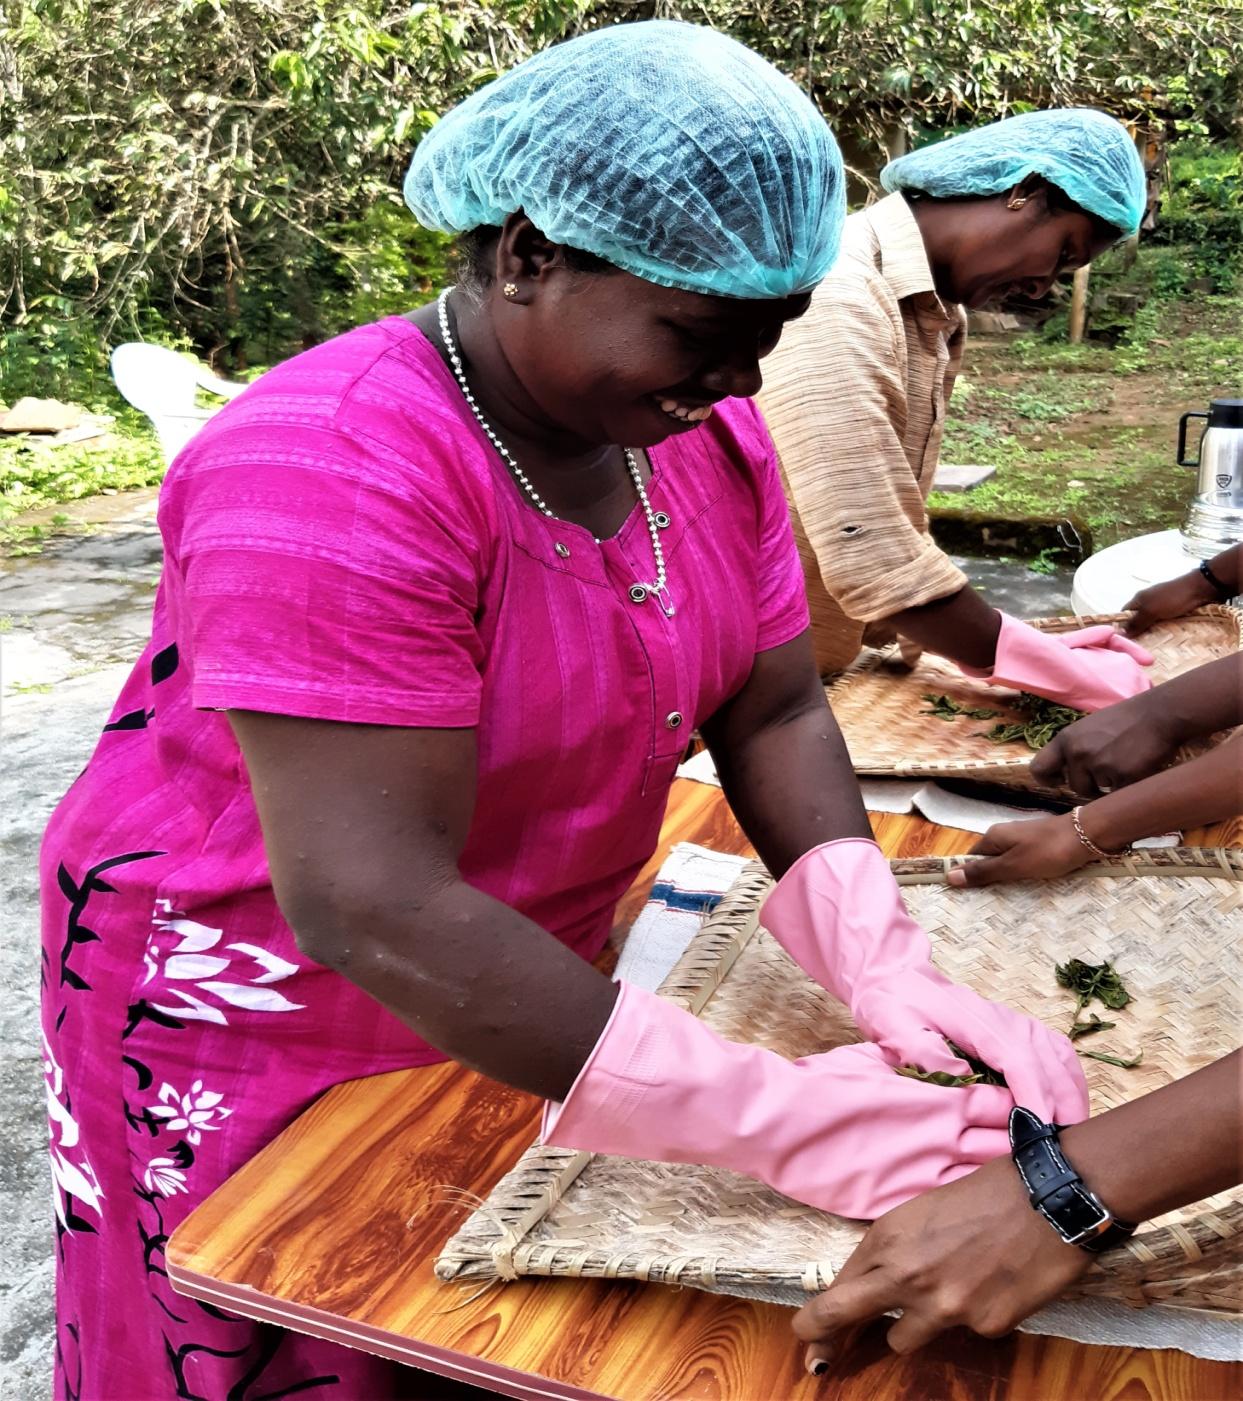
[
  {"left": 761, "top": 838, "right": 933, "bottom": 1001},
  {"left": 541, "top": 982, "right": 647, "bottom": 1146}
]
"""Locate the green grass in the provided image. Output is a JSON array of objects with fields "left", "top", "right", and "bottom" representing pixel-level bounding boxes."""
[{"left": 932, "top": 287, "right": 1243, "bottom": 551}]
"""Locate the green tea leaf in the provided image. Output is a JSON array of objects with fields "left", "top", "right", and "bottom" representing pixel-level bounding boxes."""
[
  {"left": 945, "top": 1039, "right": 1008, "bottom": 1086},
  {"left": 1080, "top": 1048, "right": 1144, "bottom": 1069},
  {"left": 895, "top": 1064, "right": 983, "bottom": 1087},
  {"left": 1055, "top": 958, "right": 1133, "bottom": 1011},
  {"left": 979, "top": 693, "right": 1085, "bottom": 751},
  {"left": 921, "top": 693, "right": 1000, "bottom": 722},
  {"left": 1069, "top": 1014, "right": 1116, "bottom": 1040}
]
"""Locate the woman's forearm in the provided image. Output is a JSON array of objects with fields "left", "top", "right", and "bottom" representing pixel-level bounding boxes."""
[
  {"left": 1060, "top": 1051, "right": 1242, "bottom": 1223},
  {"left": 287, "top": 876, "right": 619, "bottom": 1103},
  {"left": 1139, "top": 654, "right": 1243, "bottom": 744},
  {"left": 707, "top": 696, "right": 872, "bottom": 876},
  {"left": 888, "top": 584, "right": 1002, "bottom": 670},
  {"left": 1205, "top": 543, "right": 1242, "bottom": 595},
  {"left": 1084, "top": 730, "right": 1243, "bottom": 852},
  {"left": 702, "top": 635, "right": 872, "bottom": 876}
]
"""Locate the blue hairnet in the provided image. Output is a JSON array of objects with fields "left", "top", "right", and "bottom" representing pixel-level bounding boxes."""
[
  {"left": 404, "top": 21, "right": 844, "bottom": 300},
  {"left": 881, "top": 109, "right": 1145, "bottom": 238}
]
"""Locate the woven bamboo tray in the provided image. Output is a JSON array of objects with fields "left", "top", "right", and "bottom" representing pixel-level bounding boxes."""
[
  {"left": 437, "top": 849, "right": 1242, "bottom": 1319},
  {"left": 826, "top": 606, "right": 1241, "bottom": 791}
]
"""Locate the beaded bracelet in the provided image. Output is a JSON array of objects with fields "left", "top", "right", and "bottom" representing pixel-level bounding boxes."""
[{"left": 1071, "top": 806, "right": 1127, "bottom": 859}]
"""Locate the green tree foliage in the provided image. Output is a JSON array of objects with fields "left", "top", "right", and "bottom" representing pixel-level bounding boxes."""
[
  {"left": 1, "top": 0, "right": 1239, "bottom": 375},
  {"left": 0, "top": 0, "right": 592, "bottom": 367}
]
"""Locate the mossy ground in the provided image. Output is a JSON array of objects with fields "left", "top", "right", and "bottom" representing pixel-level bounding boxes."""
[{"left": 932, "top": 288, "right": 1243, "bottom": 554}]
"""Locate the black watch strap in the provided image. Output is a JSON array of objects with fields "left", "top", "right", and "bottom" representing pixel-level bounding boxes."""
[
  {"left": 1009, "top": 1107, "right": 1138, "bottom": 1253},
  {"left": 1199, "top": 559, "right": 1235, "bottom": 601}
]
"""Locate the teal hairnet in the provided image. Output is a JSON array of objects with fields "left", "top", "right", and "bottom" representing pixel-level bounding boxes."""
[
  {"left": 403, "top": 20, "right": 844, "bottom": 300},
  {"left": 881, "top": 109, "right": 1145, "bottom": 238}
]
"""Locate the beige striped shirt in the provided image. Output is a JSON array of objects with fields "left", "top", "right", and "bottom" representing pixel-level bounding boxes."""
[{"left": 758, "top": 193, "right": 969, "bottom": 676}]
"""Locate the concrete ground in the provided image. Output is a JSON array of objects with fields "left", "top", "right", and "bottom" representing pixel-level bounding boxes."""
[
  {"left": 0, "top": 492, "right": 1071, "bottom": 1396},
  {"left": 1, "top": 491, "right": 162, "bottom": 1398}
]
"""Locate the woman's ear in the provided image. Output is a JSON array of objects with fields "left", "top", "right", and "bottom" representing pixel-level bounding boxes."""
[
  {"left": 1006, "top": 173, "right": 1049, "bottom": 213},
  {"left": 494, "top": 213, "right": 561, "bottom": 300}
]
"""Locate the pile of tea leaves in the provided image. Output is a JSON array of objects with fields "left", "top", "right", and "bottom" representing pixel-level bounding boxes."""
[{"left": 920, "top": 691, "right": 1085, "bottom": 751}]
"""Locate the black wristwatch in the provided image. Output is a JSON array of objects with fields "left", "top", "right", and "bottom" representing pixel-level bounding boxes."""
[{"left": 1009, "top": 1107, "right": 1138, "bottom": 1253}]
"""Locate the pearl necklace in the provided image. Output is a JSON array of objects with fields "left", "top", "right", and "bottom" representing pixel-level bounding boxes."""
[{"left": 437, "top": 288, "right": 673, "bottom": 616}]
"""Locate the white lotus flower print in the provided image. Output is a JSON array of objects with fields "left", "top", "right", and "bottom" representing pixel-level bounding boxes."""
[
  {"left": 142, "top": 900, "right": 306, "bottom": 1025},
  {"left": 149, "top": 1080, "right": 233, "bottom": 1145},
  {"left": 143, "top": 1156, "right": 189, "bottom": 1198},
  {"left": 43, "top": 1032, "right": 104, "bottom": 1229}
]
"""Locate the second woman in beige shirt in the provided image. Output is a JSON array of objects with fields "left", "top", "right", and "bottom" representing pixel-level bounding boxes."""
[{"left": 760, "top": 109, "right": 1145, "bottom": 680}]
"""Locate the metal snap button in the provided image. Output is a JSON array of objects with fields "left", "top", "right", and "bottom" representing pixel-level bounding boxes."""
[
  {"left": 665, "top": 711, "right": 683, "bottom": 729},
  {"left": 629, "top": 584, "right": 649, "bottom": 604},
  {"left": 653, "top": 511, "right": 671, "bottom": 529},
  {"left": 554, "top": 542, "right": 570, "bottom": 558}
]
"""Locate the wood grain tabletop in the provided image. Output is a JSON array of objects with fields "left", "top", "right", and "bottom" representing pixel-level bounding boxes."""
[{"left": 167, "top": 783, "right": 1243, "bottom": 1400}]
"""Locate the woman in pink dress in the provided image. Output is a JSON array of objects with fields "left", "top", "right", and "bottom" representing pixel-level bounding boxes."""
[{"left": 40, "top": 22, "right": 1085, "bottom": 1399}]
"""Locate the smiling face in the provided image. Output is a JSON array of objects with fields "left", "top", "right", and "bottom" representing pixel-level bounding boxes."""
[
  {"left": 479, "top": 217, "right": 812, "bottom": 450},
  {"left": 915, "top": 180, "right": 1121, "bottom": 310}
]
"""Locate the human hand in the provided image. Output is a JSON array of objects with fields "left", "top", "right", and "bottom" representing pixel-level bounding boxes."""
[
  {"left": 1029, "top": 693, "right": 1181, "bottom": 797},
  {"left": 760, "top": 839, "right": 1089, "bottom": 1122},
  {"left": 542, "top": 981, "right": 1016, "bottom": 1223},
  {"left": 793, "top": 1151, "right": 1091, "bottom": 1368},
  {"left": 779, "top": 1041, "right": 1016, "bottom": 1218},
  {"left": 1124, "top": 570, "right": 1216, "bottom": 637},
  {"left": 963, "top": 615, "right": 1153, "bottom": 713},
  {"left": 852, "top": 969, "right": 1089, "bottom": 1125},
  {"left": 947, "top": 814, "right": 1091, "bottom": 887}
]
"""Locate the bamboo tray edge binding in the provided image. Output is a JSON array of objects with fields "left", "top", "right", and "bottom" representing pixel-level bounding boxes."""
[
  {"left": 436, "top": 850, "right": 1243, "bottom": 1318},
  {"left": 825, "top": 606, "right": 1241, "bottom": 787}
]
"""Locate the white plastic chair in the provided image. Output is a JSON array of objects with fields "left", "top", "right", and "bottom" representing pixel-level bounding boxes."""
[{"left": 110, "top": 343, "right": 249, "bottom": 464}]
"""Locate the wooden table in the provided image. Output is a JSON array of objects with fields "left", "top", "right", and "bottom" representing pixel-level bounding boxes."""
[{"left": 167, "top": 783, "right": 1242, "bottom": 1401}]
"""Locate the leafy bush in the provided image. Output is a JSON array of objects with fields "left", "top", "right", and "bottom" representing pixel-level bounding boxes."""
[
  {"left": 0, "top": 413, "right": 165, "bottom": 523},
  {"left": 1148, "top": 140, "right": 1243, "bottom": 291}
]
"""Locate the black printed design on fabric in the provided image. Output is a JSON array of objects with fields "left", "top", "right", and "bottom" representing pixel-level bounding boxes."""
[
  {"left": 152, "top": 642, "right": 180, "bottom": 684},
  {"left": 162, "top": 1327, "right": 339, "bottom": 1401},
  {"left": 100, "top": 643, "right": 178, "bottom": 732},
  {"left": 51, "top": 851, "right": 164, "bottom": 1031},
  {"left": 121, "top": 1015, "right": 341, "bottom": 1396},
  {"left": 102, "top": 707, "right": 155, "bottom": 732}
]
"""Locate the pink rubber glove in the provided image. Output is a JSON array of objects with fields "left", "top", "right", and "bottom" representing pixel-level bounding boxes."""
[
  {"left": 760, "top": 839, "right": 1089, "bottom": 1125},
  {"left": 543, "top": 982, "right": 1014, "bottom": 1219},
  {"left": 959, "top": 614, "right": 1153, "bottom": 712}
]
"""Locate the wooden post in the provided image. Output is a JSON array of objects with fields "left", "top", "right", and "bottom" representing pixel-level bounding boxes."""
[
  {"left": 1068, "top": 263, "right": 1091, "bottom": 344},
  {"left": 883, "top": 120, "right": 907, "bottom": 161}
]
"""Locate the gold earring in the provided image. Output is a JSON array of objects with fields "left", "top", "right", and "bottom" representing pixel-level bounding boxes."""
[
  {"left": 1007, "top": 197, "right": 1028, "bottom": 210},
  {"left": 502, "top": 282, "right": 518, "bottom": 298}
]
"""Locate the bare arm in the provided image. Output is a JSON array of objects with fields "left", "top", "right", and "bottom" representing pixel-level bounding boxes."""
[
  {"left": 954, "top": 729, "right": 1243, "bottom": 886},
  {"left": 700, "top": 630, "right": 872, "bottom": 876},
  {"left": 887, "top": 583, "right": 1002, "bottom": 670},
  {"left": 229, "top": 712, "right": 618, "bottom": 1102},
  {"left": 1125, "top": 543, "right": 1241, "bottom": 636},
  {"left": 1085, "top": 728, "right": 1243, "bottom": 850},
  {"left": 1031, "top": 653, "right": 1243, "bottom": 796},
  {"left": 230, "top": 634, "right": 872, "bottom": 1098}
]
